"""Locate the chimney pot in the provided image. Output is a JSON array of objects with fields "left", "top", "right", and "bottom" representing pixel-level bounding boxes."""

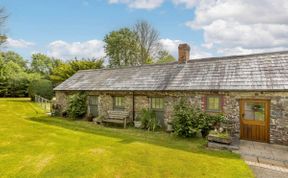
[{"left": 178, "top": 43, "right": 190, "bottom": 64}]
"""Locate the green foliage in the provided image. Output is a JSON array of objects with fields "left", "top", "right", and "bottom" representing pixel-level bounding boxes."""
[
  {"left": 104, "top": 28, "right": 141, "bottom": 67},
  {"left": 67, "top": 93, "right": 87, "bottom": 119},
  {"left": 50, "top": 59, "right": 103, "bottom": 85},
  {"left": 172, "top": 98, "right": 227, "bottom": 138},
  {"left": 139, "top": 108, "right": 158, "bottom": 131},
  {"left": 172, "top": 99, "right": 199, "bottom": 137},
  {"left": 156, "top": 50, "right": 176, "bottom": 64},
  {"left": 31, "top": 53, "right": 62, "bottom": 77},
  {"left": 28, "top": 79, "right": 53, "bottom": 100},
  {"left": 0, "top": 51, "right": 27, "bottom": 69},
  {"left": 209, "top": 130, "right": 230, "bottom": 139},
  {"left": 0, "top": 53, "right": 42, "bottom": 97}
]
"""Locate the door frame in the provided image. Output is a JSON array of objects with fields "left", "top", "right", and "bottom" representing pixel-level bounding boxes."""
[{"left": 239, "top": 99, "right": 270, "bottom": 143}]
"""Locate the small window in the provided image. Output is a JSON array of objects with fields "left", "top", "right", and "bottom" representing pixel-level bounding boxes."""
[
  {"left": 206, "top": 96, "right": 222, "bottom": 112},
  {"left": 114, "top": 96, "right": 125, "bottom": 110},
  {"left": 151, "top": 97, "right": 164, "bottom": 110}
]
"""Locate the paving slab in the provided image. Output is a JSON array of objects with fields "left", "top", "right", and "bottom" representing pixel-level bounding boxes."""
[
  {"left": 249, "top": 165, "right": 288, "bottom": 178},
  {"left": 241, "top": 154, "right": 258, "bottom": 162},
  {"left": 238, "top": 140, "right": 288, "bottom": 178},
  {"left": 258, "top": 157, "right": 286, "bottom": 167}
]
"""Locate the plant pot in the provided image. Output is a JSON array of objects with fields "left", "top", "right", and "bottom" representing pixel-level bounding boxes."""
[
  {"left": 207, "top": 134, "right": 232, "bottom": 145},
  {"left": 166, "top": 124, "right": 173, "bottom": 132},
  {"left": 134, "top": 121, "right": 142, "bottom": 128}
]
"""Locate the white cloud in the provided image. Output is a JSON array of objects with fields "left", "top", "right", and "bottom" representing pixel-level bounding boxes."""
[
  {"left": 47, "top": 40, "right": 105, "bottom": 60},
  {"left": 159, "top": 38, "right": 182, "bottom": 55},
  {"left": 108, "top": 0, "right": 164, "bottom": 10},
  {"left": 5, "top": 38, "right": 35, "bottom": 48},
  {"left": 186, "top": 0, "right": 288, "bottom": 55},
  {"left": 172, "top": 0, "right": 199, "bottom": 8},
  {"left": 159, "top": 38, "right": 211, "bottom": 59}
]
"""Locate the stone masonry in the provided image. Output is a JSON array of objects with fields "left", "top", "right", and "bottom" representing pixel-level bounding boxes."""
[{"left": 55, "top": 90, "right": 288, "bottom": 145}]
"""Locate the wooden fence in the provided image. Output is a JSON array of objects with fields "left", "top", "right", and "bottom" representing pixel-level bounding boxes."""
[{"left": 35, "top": 95, "right": 51, "bottom": 113}]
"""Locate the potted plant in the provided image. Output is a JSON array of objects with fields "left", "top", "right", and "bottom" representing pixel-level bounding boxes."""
[
  {"left": 252, "top": 104, "right": 263, "bottom": 112},
  {"left": 134, "top": 115, "right": 142, "bottom": 128},
  {"left": 93, "top": 115, "right": 104, "bottom": 124},
  {"left": 166, "top": 120, "right": 173, "bottom": 132}
]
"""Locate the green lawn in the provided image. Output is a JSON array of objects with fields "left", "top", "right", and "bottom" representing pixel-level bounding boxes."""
[{"left": 0, "top": 98, "right": 254, "bottom": 178}]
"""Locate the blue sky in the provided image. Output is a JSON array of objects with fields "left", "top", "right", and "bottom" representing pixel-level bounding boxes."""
[{"left": 2, "top": 0, "right": 288, "bottom": 60}]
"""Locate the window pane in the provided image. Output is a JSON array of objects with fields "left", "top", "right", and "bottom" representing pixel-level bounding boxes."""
[
  {"left": 159, "top": 98, "right": 163, "bottom": 108},
  {"left": 244, "top": 102, "right": 265, "bottom": 121},
  {"left": 151, "top": 98, "right": 163, "bottom": 109},
  {"left": 114, "top": 97, "right": 124, "bottom": 108},
  {"left": 207, "top": 96, "right": 220, "bottom": 111}
]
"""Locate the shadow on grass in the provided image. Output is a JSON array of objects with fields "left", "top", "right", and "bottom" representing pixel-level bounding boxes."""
[{"left": 27, "top": 115, "right": 240, "bottom": 160}]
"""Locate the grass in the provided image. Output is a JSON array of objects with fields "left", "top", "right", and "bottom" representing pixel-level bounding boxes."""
[{"left": 0, "top": 98, "right": 254, "bottom": 178}]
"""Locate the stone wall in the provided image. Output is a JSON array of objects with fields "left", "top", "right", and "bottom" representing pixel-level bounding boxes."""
[{"left": 55, "top": 90, "right": 288, "bottom": 145}]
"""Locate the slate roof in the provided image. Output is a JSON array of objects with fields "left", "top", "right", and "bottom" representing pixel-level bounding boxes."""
[{"left": 54, "top": 51, "right": 288, "bottom": 91}]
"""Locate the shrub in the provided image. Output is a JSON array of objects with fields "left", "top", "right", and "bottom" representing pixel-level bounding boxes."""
[
  {"left": 66, "top": 92, "right": 87, "bottom": 119},
  {"left": 172, "top": 99, "right": 199, "bottom": 137},
  {"left": 28, "top": 79, "right": 53, "bottom": 100},
  {"left": 139, "top": 108, "right": 158, "bottom": 131},
  {"left": 172, "top": 98, "right": 227, "bottom": 138}
]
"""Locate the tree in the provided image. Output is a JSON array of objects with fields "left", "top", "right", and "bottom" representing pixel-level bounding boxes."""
[
  {"left": 0, "top": 52, "right": 41, "bottom": 97},
  {"left": 0, "top": 59, "right": 41, "bottom": 97},
  {"left": 50, "top": 59, "right": 103, "bottom": 85},
  {"left": 156, "top": 50, "right": 176, "bottom": 64},
  {"left": 133, "top": 20, "right": 161, "bottom": 64},
  {"left": 0, "top": 7, "right": 8, "bottom": 46},
  {"left": 31, "top": 53, "right": 62, "bottom": 77},
  {"left": 28, "top": 79, "right": 53, "bottom": 100},
  {"left": 0, "top": 51, "right": 27, "bottom": 69},
  {"left": 104, "top": 28, "right": 140, "bottom": 67}
]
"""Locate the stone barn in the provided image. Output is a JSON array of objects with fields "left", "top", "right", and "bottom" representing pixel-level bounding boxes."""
[{"left": 54, "top": 44, "right": 288, "bottom": 145}]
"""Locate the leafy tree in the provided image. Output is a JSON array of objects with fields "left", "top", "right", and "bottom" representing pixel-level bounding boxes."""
[
  {"left": 0, "top": 51, "right": 27, "bottom": 69},
  {"left": 31, "top": 53, "right": 63, "bottom": 77},
  {"left": 104, "top": 28, "right": 140, "bottom": 67},
  {"left": 156, "top": 50, "right": 176, "bottom": 64},
  {"left": 28, "top": 79, "right": 53, "bottom": 100},
  {"left": 133, "top": 20, "right": 161, "bottom": 64},
  {"left": 50, "top": 59, "right": 103, "bottom": 85},
  {"left": 0, "top": 54, "right": 41, "bottom": 97}
]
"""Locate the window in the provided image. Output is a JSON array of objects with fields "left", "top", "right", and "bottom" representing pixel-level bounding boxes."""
[
  {"left": 151, "top": 97, "right": 164, "bottom": 110},
  {"left": 244, "top": 102, "right": 265, "bottom": 121},
  {"left": 113, "top": 96, "right": 125, "bottom": 110},
  {"left": 206, "top": 96, "right": 222, "bottom": 112}
]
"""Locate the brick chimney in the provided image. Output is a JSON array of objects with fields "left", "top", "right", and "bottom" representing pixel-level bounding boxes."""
[{"left": 178, "top": 43, "right": 190, "bottom": 64}]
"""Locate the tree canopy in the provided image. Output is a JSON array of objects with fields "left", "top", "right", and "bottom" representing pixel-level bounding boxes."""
[
  {"left": 104, "top": 28, "right": 140, "bottom": 67},
  {"left": 50, "top": 59, "right": 103, "bottom": 85},
  {"left": 156, "top": 50, "right": 176, "bottom": 64},
  {"left": 31, "top": 53, "right": 62, "bottom": 77},
  {"left": 133, "top": 20, "right": 161, "bottom": 64},
  {"left": 104, "top": 20, "right": 174, "bottom": 67}
]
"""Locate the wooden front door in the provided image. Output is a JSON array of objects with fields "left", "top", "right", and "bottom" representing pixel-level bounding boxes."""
[{"left": 240, "top": 99, "right": 270, "bottom": 143}]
